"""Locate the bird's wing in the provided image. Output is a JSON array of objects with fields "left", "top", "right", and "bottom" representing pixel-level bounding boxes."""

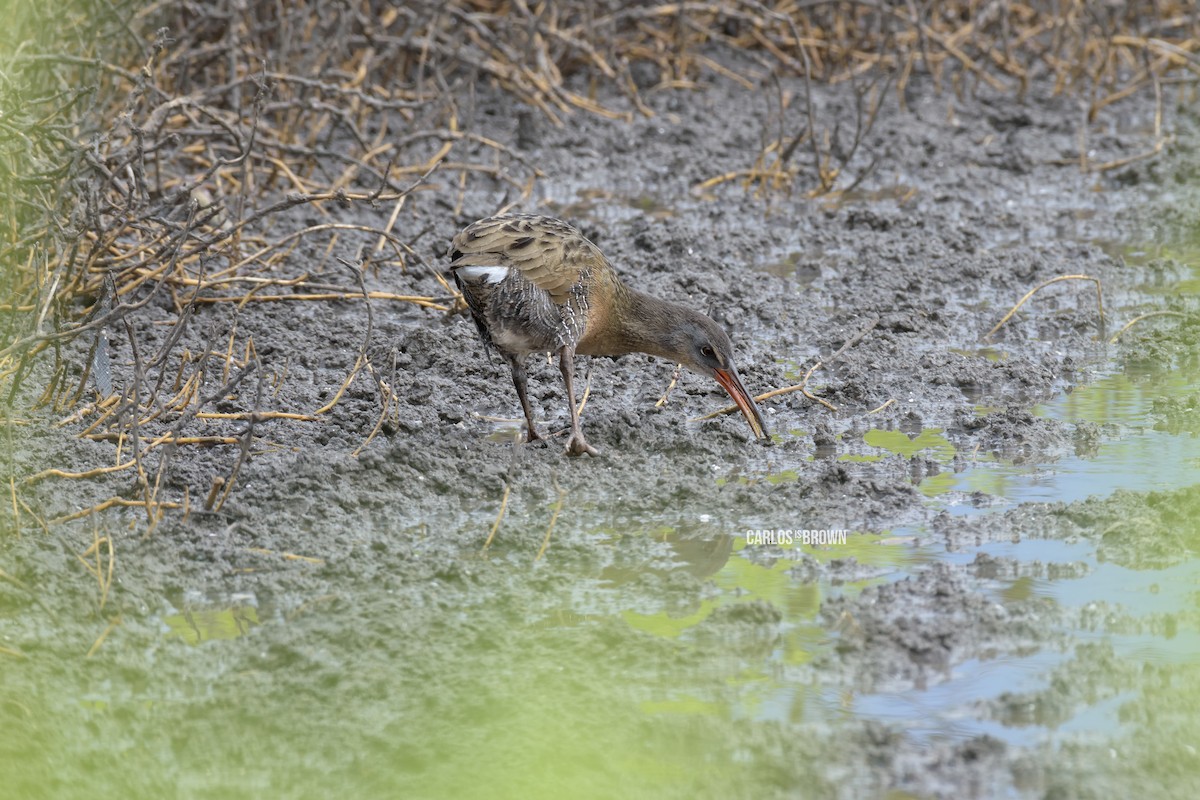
[{"left": 449, "top": 215, "right": 605, "bottom": 304}]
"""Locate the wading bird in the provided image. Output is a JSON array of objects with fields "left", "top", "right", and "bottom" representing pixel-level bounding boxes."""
[{"left": 449, "top": 214, "right": 768, "bottom": 456}]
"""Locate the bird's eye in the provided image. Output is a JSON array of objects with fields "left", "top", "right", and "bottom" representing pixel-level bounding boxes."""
[{"left": 700, "top": 345, "right": 716, "bottom": 359}]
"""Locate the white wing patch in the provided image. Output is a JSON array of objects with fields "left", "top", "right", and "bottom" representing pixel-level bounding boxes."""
[{"left": 455, "top": 265, "right": 509, "bottom": 284}]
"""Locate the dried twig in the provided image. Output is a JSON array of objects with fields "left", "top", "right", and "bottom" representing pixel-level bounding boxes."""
[
  {"left": 984, "top": 275, "right": 1106, "bottom": 341},
  {"left": 535, "top": 479, "right": 567, "bottom": 562},
  {"left": 1108, "top": 311, "right": 1187, "bottom": 344}
]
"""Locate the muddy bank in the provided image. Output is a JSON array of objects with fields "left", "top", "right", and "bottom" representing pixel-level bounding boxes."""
[{"left": 4, "top": 35, "right": 1200, "bottom": 800}]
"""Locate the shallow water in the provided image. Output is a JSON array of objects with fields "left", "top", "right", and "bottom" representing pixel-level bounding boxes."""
[
  {"left": 937, "top": 369, "right": 1200, "bottom": 512},
  {"left": 628, "top": 233, "right": 1200, "bottom": 768}
]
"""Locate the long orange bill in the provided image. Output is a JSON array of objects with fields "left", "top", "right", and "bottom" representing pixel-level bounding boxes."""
[{"left": 713, "top": 368, "right": 768, "bottom": 440}]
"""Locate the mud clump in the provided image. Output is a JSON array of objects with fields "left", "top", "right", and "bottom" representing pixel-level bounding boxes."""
[{"left": 819, "top": 563, "right": 1051, "bottom": 693}]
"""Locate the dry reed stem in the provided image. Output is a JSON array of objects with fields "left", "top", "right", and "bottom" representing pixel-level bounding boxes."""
[
  {"left": 692, "top": 360, "right": 840, "bottom": 423},
  {"left": 1108, "top": 311, "right": 1188, "bottom": 344},
  {"left": 867, "top": 398, "right": 896, "bottom": 414},
  {"left": 655, "top": 364, "right": 683, "bottom": 407},
  {"left": 24, "top": 462, "right": 138, "bottom": 485},
  {"left": 191, "top": 292, "right": 448, "bottom": 309},
  {"left": 481, "top": 482, "right": 512, "bottom": 553},
  {"left": 195, "top": 411, "right": 318, "bottom": 422},
  {"left": 85, "top": 617, "right": 121, "bottom": 659},
  {"left": 76, "top": 527, "right": 115, "bottom": 611},
  {"left": 0, "top": 569, "right": 32, "bottom": 598},
  {"left": 535, "top": 480, "right": 567, "bottom": 562},
  {"left": 984, "top": 275, "right": 1106, "bottom": 341},
  {"left": 352, "top": 381, "right": 397, "bottom": 457},
  {"left": 314, "top": 253, "right": 378, "bottom": 421},
  {"left": 50, "top": 497, "right": 183, "bottom": 525},
  {"left": 575, "top": 370, "right": 592, "bottom": 418},
  {"left": 14, "top": 493, "right": 50, "bottom": 536},
  {"left": 244, "top": 547, "right": 325, "bottom": 565}
]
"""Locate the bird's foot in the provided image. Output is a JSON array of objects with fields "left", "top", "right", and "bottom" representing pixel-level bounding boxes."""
[
  {"left": 564, "top": 432, "right": 599, "bottom": 457},
  {"left": 525, "top": 426, "right": 543, "bottom": 443}
]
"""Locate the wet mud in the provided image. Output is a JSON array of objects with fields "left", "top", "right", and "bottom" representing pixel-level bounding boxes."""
[{"left": 5, "top": 47, "right": 1200, "bottom": 800}]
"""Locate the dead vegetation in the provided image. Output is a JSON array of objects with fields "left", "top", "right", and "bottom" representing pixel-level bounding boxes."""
[{"left": 1, "top": 0, "right": 1199, "bottom": 538}]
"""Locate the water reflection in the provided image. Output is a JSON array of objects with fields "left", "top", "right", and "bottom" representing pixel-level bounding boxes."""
[{"left": 163, "top": 605, "right": 260, "bottom": 645}]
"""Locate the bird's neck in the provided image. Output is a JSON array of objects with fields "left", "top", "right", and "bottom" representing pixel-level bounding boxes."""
[{"left": 603, "top": 284, "right": 684, "bottom": 361}]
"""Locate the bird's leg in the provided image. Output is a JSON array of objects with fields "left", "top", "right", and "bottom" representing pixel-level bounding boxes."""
[
  {"left": 507, "top": 357, "right": 542, "bottom": 443},
  {"left": 558, "top": 345, "right": 599, "bottom": 457}
]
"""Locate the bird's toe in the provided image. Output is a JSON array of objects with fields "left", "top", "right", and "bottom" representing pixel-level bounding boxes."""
[{"left": 564, "top": 435, "right": 599, "bottom": 457}]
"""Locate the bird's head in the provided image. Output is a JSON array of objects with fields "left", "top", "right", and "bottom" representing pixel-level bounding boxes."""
[{"left": 668, "top": 310, "right": 769, "bottom": 441}]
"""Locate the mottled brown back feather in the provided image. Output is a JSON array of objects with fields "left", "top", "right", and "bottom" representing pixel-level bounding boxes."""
[{"left": 448, "top": 214, "right": 607, "bottom": 304}]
